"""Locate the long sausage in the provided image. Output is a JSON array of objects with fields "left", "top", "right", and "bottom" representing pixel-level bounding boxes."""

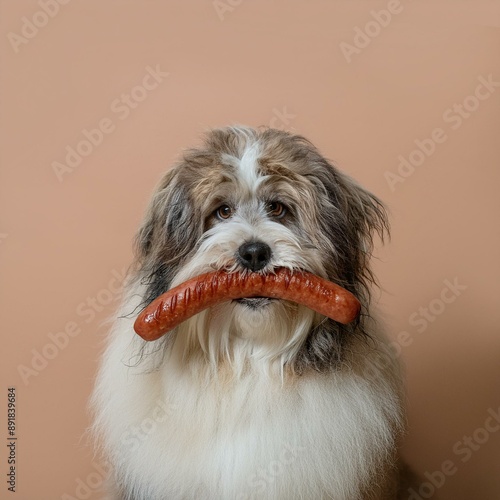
[{"left": 133, "top": 268, "right": 361, "bottom": 341}]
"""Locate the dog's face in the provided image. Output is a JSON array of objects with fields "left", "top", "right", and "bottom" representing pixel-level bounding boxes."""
[{"left": 134, "top": 127, "right": 387, "bottom": 373}]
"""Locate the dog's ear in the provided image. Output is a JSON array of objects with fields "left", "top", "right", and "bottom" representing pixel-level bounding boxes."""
[
  {"left": 314, "top": 162, "right": 389, "bottom": 299},
  {"left": 133, "top": 164, "right": 204, "bottom": 305},
  {"left": 332, "top": 169, "right": 389, "bottom": 255},
  {"left": 295, "top": 165, "right": 389, "bottom": 371},
  {"left": 135, "top": 164, "right": 202, "bottom": 273}
]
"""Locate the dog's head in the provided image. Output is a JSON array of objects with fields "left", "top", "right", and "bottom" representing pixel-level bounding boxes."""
[{"left": 133, "top": 126, "right": 388, "bottom": 374}]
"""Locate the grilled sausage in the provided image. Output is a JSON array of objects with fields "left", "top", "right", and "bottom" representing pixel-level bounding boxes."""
[{"left": 133, "top": 268, "right": 361, "bottom": 341}]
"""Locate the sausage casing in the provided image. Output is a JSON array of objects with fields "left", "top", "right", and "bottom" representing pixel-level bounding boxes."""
[{"left": 134, "top": 268, "right": 361, "bottom": 341}]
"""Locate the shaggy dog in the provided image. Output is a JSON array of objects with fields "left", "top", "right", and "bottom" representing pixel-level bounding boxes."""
[{"left": 91, "top": 126, "right": 406, "bottom": 499}]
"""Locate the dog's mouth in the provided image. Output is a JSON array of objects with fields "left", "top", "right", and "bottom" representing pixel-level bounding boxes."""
[{"left": 234, "top": 297, "right": 277, "bottom": 309}]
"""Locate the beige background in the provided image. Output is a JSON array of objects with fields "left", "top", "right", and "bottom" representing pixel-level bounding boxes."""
[{"left": 1, "top": 1, "right": 499, "bottom": 499}]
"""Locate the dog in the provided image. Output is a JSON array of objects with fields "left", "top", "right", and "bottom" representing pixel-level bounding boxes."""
[{"left": 91, "top": 126, "right": 407, "bottom": 499}]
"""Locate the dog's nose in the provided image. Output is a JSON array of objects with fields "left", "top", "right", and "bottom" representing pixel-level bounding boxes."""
[{"left": 238, "top": 241, "right": 272, "bottom": 272}]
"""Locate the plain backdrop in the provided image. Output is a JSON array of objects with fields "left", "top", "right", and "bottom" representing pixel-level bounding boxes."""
[{"left": 1, "top": 1, "right": 499, "bottom": 499}]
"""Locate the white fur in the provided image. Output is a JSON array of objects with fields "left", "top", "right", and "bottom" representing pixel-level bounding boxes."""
[
  {"left": 92, "top": 299, "right": 402, "bottom": 499},
  {"left": 236, "top": 141, "right": 261, "bottom": 192}
]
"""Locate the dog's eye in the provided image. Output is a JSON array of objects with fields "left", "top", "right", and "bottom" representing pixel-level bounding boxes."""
[
  {"left": 215, "top": 204, "right": 234, "bottom": 220},
  {"left": 267, "top": 201, "right": 287, "bottom": 218}
]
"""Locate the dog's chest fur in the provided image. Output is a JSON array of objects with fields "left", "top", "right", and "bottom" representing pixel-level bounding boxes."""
[{"left": 96, "top": 321, "right": 401, "bottom": 500}]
